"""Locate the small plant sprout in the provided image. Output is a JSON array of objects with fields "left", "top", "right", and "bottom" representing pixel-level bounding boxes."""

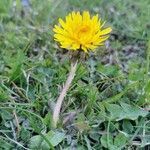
[{"left": 53, "top": 11, "right": 112, "bottom": 127}]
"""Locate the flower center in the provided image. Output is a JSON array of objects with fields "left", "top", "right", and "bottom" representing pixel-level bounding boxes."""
[{"left": 79, "top": 25, "right": 90, "bottom": 33}]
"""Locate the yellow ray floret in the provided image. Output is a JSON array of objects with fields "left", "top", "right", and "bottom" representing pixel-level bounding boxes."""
[{"left": 53, "top": 11, "right": 112, "bottom": 52}]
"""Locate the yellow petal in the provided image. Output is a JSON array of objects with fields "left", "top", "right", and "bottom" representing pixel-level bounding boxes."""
[
  {"left": 59, "top": 18, "right": 66, "bottom": 29},
  {"left": 82, "top": 11, "right": 90, "bottom": 22},
  {"left": 100, "top": 27, "right": 112, "bottom": 36}
]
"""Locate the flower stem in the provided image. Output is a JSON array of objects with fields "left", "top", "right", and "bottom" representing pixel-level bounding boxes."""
[{"left": 52, "top": 60, "right": 78, "bottom": 128}]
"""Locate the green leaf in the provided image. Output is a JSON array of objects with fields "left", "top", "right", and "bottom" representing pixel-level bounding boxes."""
[
  {"left": 97, "top": 64, "right": 119, "bottom": 76},
  {"left": 122, "top": 120, "right": 133, "bottom": 134},
  {"left": 75, "top": 122, "right": 90, "bottom": 133},
  {"left": 100, "top": 134, "right": 113, "bottom": 149},
  {"left": 29, "top": 131, "right": 65, "bottom": 149},
  {"left": 4, "top": 50, "right": 26, "bottom": 82},
  {"left": 20, "top": 128, "right": 31, "bottom": 142},
  {"left": 128, "top": 70, "right": 144, "bottom": 81},
  {"left": 43, "top": 112, "right": 52, "bottom": 128},
  {"left": 0, "top": 139, "right": 13, "bottom": 150},
  {"left": 104, "top": 82, "right": 139, "bottom": 103},
  {"left": 144, "top": 80, "right": 150, "bottom": 93},
  {"left": 114, "top": 133, "right": 127, "bottom": 148},
  {"left": 84, "top": 135, "right": 92, "bottom": 150},
  {"left": 1, "top": 110, "right": 13, "bottom": 121},
  {"left": 0, "top": 86, "right": 9, "bottom": 101},
  {"left": 104, "top": 103, "right": 123, "bottom": 120},
  {"left": 29, "top": 135, "right": 43, "bottom": 150},
  {"left": 141, "top": 135, "right": 150, "bottom": 147},
  {"left": 105, "top": 103, "right": 148, "bottom": 121},
  {"left": 120, "top": 102, "right": 148, "bottom": 120},
  {"left": 101, "top": 133, "right": 127, "bottom": 150},
  {"left": 46, "top": 131, "right": 65, "bottom": 147}
]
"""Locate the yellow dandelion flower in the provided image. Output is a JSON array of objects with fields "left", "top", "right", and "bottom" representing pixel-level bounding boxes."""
[{"left": 53, "top": 11, "right": 112, "bottom": 52}]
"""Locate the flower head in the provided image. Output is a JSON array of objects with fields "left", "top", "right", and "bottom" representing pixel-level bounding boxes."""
[{"left": 53, "top": 11, "right": 112, "bottom": 52}]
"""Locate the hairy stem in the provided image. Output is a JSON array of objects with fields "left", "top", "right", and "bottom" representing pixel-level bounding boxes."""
[{"left": 52, "top": 60, "right": 78, "bottom": 127}]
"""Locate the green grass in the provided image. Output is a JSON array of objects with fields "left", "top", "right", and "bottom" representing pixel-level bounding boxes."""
[{"left": 0, "top": 0, "right": 150, "bottom": 149}]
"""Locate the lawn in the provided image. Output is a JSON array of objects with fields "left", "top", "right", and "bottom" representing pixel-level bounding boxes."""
[{"left": 0, "top": 0, "right": 150, "bottom": 149}]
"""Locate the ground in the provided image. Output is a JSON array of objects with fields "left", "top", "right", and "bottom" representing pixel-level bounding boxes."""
[{"left": 0, "top": 0, "right": 150, "bottom": 149}]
